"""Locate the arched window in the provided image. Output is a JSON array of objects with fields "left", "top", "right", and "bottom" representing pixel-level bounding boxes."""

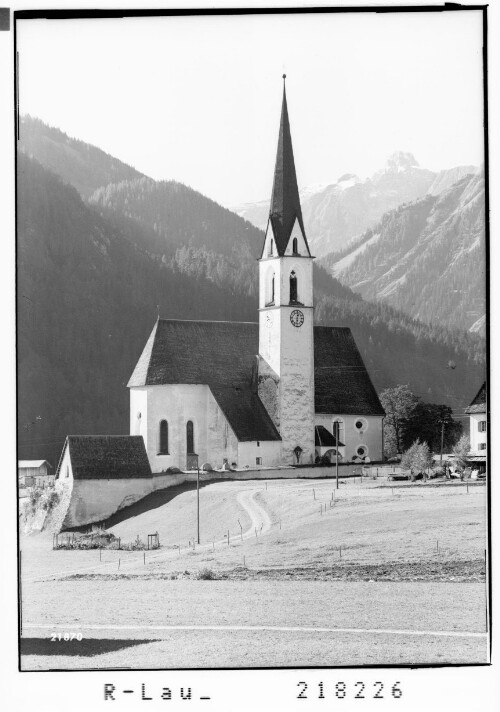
[
  {"left": 159, "top": 420, "right": 169, "bottom": 454},
  {"left": 186, "top": 420, "right": 195, "bottom": 454},
  {"left": 292, "top": 237, "right": 298, "bottom": 254},
  {"left": 289, "top": 271, "right": 298, "bottom": 303},
  {"left": 266, "top": 271, "right": 275, "bottom": 306}
]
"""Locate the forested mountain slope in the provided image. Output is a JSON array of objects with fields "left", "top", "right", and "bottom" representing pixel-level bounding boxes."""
[{"left": 20, "top": 115, "right": 145, "bottom": 198}]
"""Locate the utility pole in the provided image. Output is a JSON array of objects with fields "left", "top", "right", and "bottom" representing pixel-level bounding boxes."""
[
  {"left": 196, "top": 457, "right": 200, "bottom": 544},
  {"left": 335, "top": 421, "right": 339, "bottom": 489},
  {"left": 439, "top": 420, "right": 445, "bottom": 466}
]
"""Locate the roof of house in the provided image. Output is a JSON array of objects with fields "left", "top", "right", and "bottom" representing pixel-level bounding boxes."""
[
  {"left": 128, "top": 319, "right": 385, "bottom": 439},
  {"left": 268, "top": 81, "right": 311, "bottom": 257},
  {"left": 464, "top": 382, "right": 486, "bottom": 414},
  {"left": 315, "top": 425, "right": 345, "bottom": 448},
  {"left": 57, "top": 435, "right": 152, "bottom": 480},
  {"left": 18, "top": 460, "right": 51, "bottom": 469}
]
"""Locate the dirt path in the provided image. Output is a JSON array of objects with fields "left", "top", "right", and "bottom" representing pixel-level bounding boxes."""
[
  {"left": 24, "top": 486, "right": 274, "bottom": 582},
  {"left": 237, "top": 488, "right": 272, "bottom": 538}
]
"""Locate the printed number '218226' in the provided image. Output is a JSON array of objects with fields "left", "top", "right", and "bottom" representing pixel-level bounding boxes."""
[{"left": 297, "top": 681, "right": 403, "bottom": 699}]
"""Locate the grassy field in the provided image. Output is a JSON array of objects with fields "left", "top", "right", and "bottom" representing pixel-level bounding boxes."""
[{"left": 19, "top": 475, "right": 489, "bottom": 669}]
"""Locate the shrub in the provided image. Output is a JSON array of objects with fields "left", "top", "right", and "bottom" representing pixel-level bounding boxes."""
[
  {"left": 42, "top": 488, "right": 60, "bottom": 513},
  {"left": 452, "top": 435, "right": 470, "bottom": 473},
  {"left": 195, "top": 567, "right": 217, "bottom": 580},
  {"left": 401, "top": 440, "right": 433, "bottom": 476},
  {"left": 28, "top": 487, "right": 43, "bottom": 511}
]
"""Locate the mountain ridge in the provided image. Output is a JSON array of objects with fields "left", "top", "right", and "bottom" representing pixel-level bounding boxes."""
[
  {"left": 321, "top": 172, "right": 486, "bottom": 334},
  {"left": 233, "top": 152, "right": 478, "bottom": 258}
]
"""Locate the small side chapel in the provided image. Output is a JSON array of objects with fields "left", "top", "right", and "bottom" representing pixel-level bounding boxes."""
[{"left": 128, "top": 78, "right": 385, "bottom": 471}]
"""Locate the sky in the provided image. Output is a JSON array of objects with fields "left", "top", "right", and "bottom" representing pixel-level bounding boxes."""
[{"left": 17, "top": 10, "right": 484, "bottom": 207}]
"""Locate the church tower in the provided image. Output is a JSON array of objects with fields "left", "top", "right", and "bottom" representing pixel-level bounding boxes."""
[{"left": 258, "top": 77, "right": 316, "bottom": 465}]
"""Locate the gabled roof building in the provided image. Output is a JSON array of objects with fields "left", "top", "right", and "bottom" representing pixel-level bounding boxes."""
[
  {"left": 464, "top": 382, "right": 487, "bottom": 460},
  {"left": 129, "top": 78, "right": 385, "bottom": 470}
]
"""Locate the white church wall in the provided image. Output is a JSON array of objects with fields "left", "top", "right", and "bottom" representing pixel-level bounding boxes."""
[
  {"left": 259, "top": 258, "right": 283, "bottom": 309},
  {"left": 261, "top": 221, "right": 276, "bottom": 262},
  {"left": 259, "top": 307, "right": 282, "bottom": 376},
  {"left": 278, "top": 305, "right": 316, "bottom": 465},
  {"left": 257, "top": 355, "right": 280, "bottom": 429},
  {"left": 132, "top": 384, "right": 242, "bottom": 472},
  {"left": 284, "top": 218, "right": 310, "bottom": 257},
  {"left": 279, "top": 256, "right": 314, "bottom": 306},
  {"left": 315, "top": 414, "right": 384, "bottom": 462},
  {"left": 206, "top": 390, "right": 239, "bottom": 468},
  {"left": 237, "top": 440, "right": 282, "bottom": 469},
  {"left": 138, "top": 384, "right": 209, "bottom": 472},
  {"left": 130, "top": 388, "right": 148, "bottom": 441}
]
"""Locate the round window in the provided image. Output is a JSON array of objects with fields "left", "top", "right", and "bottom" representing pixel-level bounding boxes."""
[
  {"left": 355, "top": 418, "right": 367, "bottom": 431},
  {"left": 357, "top": 446, "right": 367, "bottom": 457}
]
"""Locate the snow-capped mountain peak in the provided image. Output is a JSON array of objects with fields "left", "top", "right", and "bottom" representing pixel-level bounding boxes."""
[
  {"left": 385, "top": 151, "right": 420, "bottom": 172},
  {"left": 336, "top": 173, "right": 361, "bottom": 190}
]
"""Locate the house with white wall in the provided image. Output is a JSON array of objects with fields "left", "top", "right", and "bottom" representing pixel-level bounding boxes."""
[{"left": 464, "top": 383, "right": 486, "bottom": 474}]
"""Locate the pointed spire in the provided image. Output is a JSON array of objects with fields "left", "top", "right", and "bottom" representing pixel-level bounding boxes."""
[{"left": 269, "top": 76, "right": 309, "bottom": 256}]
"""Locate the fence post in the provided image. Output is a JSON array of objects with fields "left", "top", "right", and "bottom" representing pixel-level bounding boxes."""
[{"left": 227, "top": 530, "right": 230, "bottom": 546}]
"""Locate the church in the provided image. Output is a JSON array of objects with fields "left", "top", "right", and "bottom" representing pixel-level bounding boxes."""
[{"left": 128, "top": 80, "right": 385, "bottom": 471}]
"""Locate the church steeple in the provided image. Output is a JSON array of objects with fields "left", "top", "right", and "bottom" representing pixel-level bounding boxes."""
[
  {"left": 257, "top": 76, "right": 316, "bottom": 466},
  {"left": 268, "top": 76, "right": 310, "bottom": 256}
]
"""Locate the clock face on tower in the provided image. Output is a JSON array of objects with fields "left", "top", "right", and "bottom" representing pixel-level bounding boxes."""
[{"left": 290, "top": 309, "right": 304, "bottom": 328}]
